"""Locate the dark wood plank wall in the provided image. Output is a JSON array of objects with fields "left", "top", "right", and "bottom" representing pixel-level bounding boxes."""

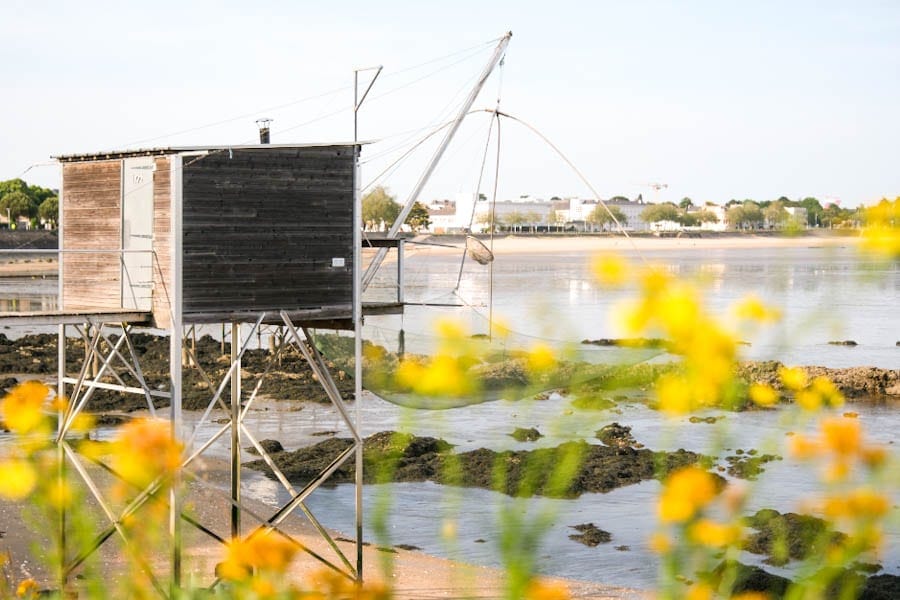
[
  {"left": 181, "top": 147, "right": 355, "bottom": 320},
  {"left": 151, "top": 157, "right": 172, "bottom": 327},
  {"left": 61, "top": 161, "right": 122, "bottom": 310}
]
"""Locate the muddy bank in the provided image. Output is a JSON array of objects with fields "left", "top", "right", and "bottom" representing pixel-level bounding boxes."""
[
  {"left": 737, "top": 361, "right": 900, "bottom": 400},
  {"left": 0, "top": 333, "right": 353, "bottom": 411},
  {"left": 714, "top": 560, "right": 899, "bottom": 600},
  {"left": 1, "top": 334, "right": 897, "bottom": 417},
  {"left": 244, "top": 430, "right": 707, "bottom": 498}
]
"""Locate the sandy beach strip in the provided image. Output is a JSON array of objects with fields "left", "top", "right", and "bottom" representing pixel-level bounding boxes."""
[
  {"left": 0, "top": 259, "right": 58, "bottom": 277},
  {"left": 0, "top": 456, "right": 647, "bottom": 599},
  {"left": 402, "top": 232, "right": 860, "bottom": 257}
]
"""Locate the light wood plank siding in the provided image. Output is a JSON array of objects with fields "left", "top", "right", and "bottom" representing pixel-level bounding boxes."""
[
  {"left": 181, "top": 147, "right": 355, "bottom": 319},
  {"left": 61, "top": 161, "right": 122, "bottom": 310},
  {"left": 151, "top": 157, "right": 172, "bottom": 328}
]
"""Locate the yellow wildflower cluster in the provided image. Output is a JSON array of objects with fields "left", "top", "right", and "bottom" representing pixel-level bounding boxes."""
[
  {"left": 597, "top": 255, "right": 778, "bottom": 414},
  {"left": 658, "top": 465, "right": 719, "bottom": 524},
  {"left": 789, "top": 414, "right": 892, "bottom": 563},
  {"left": 0, "top": 381, "right": 56, "bottom": 501},
  {"left": 302, "top": 568, "right": 392, "bottom": 600},
  {"left": 860, "top": 197, "right": 900, "bottom": 259},
  {"left": 216, "top": 535, "right": 399, "bottom": 600},
  {"left": 524, "top": 580, "right": 571, "bottom": 600},
  {"left": 0, "top": 380, "right": 51, "bottom": 435},
  {"left": 774, "top": 367, "right": 844, "bottom": 411},
  {"left": 790, "top": 415, "right": 887, "bottom": 482},
  {"left": 218, "top": 533, "right": 300, "bottom": 581},
  {"left": 394, "top": 318, "right": 481, "bottom": 398},
  {"left": 110, "top": 418, "right": 183, "bottom": 490},
  {"left": 395, "top": 316, "right": 560, "bottom": 400}
]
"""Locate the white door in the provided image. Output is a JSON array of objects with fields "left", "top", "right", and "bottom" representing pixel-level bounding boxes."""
[{"left": 121, "top": 157, "right": 154, "bottom": 310}]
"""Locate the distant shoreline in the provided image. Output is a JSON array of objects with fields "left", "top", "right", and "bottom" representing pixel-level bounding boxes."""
[
  {"left": 1, "top": 232, "right": 863, "bottom": 277},
  {"left": 405, "top": 231, "right": 861, "bottom": 256}
]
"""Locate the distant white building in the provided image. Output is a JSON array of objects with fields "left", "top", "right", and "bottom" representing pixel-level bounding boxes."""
[
  {"left": 785, "top": 206, "right": 808, "bottom": 228},
  {"left": 696, "top": 204, "right": 727, "bottom": 231}
]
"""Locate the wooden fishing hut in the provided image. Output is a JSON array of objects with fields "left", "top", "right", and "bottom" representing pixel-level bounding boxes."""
[
  {"left": 44, "top": 141, "right": 379, "bottom": 589},
  {"left": 56, "top": 143, "right": 358, "bottom": 328}
]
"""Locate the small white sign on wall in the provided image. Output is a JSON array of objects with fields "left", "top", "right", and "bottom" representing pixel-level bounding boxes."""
[{"left": 331, "top": 257, "right": 346, "bottom": 268}]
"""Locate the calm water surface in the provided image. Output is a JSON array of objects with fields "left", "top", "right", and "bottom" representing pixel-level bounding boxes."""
[{"left": 2, "top": 244, "right": 898, "bottom": 589}]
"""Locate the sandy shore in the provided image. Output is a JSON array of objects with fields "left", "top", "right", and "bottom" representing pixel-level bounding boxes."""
[
  {"left": 0, "top": 234, "right": 860, "bottom": 277},
  {"left": 0, "top": 456, "right": 645, "bottom": 599},
  {"left": 0, "top": 259, "right": 57, "bottom": 277},
  {"left": 386, "top": 232, "right": 862, "bottom": 260}
]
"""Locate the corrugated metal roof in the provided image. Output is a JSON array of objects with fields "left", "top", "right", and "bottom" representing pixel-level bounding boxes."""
[{"left": 54, "top": 142, "right": 371, "bottom": 162}]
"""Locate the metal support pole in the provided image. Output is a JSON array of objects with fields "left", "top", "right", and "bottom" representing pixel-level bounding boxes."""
[
  {"left": 57, "top": 322, "right": 67, "bottom": 590},
  {"left": 169, "top": 154, "right": 184, "bottom": 590},
  {"left": 231, "top": 322, "right": 242, "bottom": 538},
  {"left": 397, "top": 240, "right": 405, "bottom": 305}
]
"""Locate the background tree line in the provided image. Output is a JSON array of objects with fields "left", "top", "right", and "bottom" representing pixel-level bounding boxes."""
[
  {"left": 362, "top": 186, "right": 431, "bottom": 232},
  {"left": 0, "top": 178, "right": 58, "bottom": 229}
]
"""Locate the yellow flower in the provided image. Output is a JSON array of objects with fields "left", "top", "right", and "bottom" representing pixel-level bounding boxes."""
[
  {"left": 658, "top": 465, "right": 717, "bottom": 523},
  {"left": 525, "top": 580, "right": 571, "bottom": 600},
  {"left": 686, "top": 582, "right": 714, "bottom": 600},
  {"left": 70, "top": 413, "right": 95, "bottom": 435},
  {"left": 823, "top": 489, "right": 890, "bottom": 520},
  {"left": 688, "top": 518, "right": 741, "bottom": 547},
  {"left": 821, "top": 417, "right": 862, "bottom": 456},
  {"left": 491, "top": 315, "right": 513, "bottom": 339},
  {"left": 421, "top": 355, "right": 472, "bottom": 397},
  {"left": 15, "top": 578, "right": 38, "bottom": 598},
  {"left": 110, "top": 418, "right": 182, "bottom": 489},
  {"left": 810, "top": 376, "right": 844, "bottom": 408},
  {"left": 0, "top": 459, "right": 38, "bottom": 501},
  {"left": 794, "top": 389, "right": 822, "bottom": 411},
  {"left": 526, "top": 343, "right": 557, "bottom": 373},
  {"left": 434, "top": 317, "right": 468, "bottom": 353},
  {"left": 658, "top": 283, "right": 701, "bottom": 338},
  {"left": 48, "top": 480, "right": 73, "bottom": 509},
  {"left": 649, "top": 532, "right": 672, "bottom": 554},
  {"left": 778, "top": 366, "right": 807, "bottom": 392},
  {"left": 591, "top": 254, "right": 629, "bottom": 286},
  {"left": 730, "top": 593, "right": 771, "bottom": 600},
  {"left": 860, "top": 197, "right": 900, "bottom": 259},
  {"left": 733, "top": 295, "right": 781, "bottom": 323},
  {"left": 861, "top": 445, "right": 888, "bottom": 469},
  {"left": 748, "top": 383, "right": 778, "bottom": 407},
  {"left": 788, "top": 433, "right": 821, "bottom": 460},
  {"left": 219, "top": 534, "right": 299, "bottom": 581},
  {"left": 655, "top": 373, "right": 693, "bottom": 415},
  {"left": 1, "top": 381, "right": 50, "bottom": 434}
]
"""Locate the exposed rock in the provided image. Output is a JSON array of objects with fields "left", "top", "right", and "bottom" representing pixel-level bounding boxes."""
[
  {"left": 595, "top": 422, "right": 636, "bottom": 447},
  {"left": 509, "top": 427, "right": 542, "bottom": 442},
  {"left": 737, "top": 361, "right": 900, "bottom": 399},
  {"left": 246, "top": 439, "right": 284, "bottom": 455},
  {"left": 712, "top": 561, "right": 790, "bottom": 597},
  {"left": 828, "top": 340, "right": 858, "bottom": 346},
  {"left": 568, "top": 523, "right": 611, "bottom": 546},
  {"left": 394, "top": 544, "right": 421, "bottom": 552},
  {"left": 744, "top": 508, "right": 847, "bottom": 566},
  {"left": 689, "top": 415, "right": 723, "bottom": 424},
  {"left": 245, "top": 431, "right": 709, "bottom": 498},
  {"left": 723, "top": 450, "right": 782, "bottom": 480},
  {"left": 571, "top": 395, "right": 616, "bottom": 411},
  {"left": 862, "top": 574, "right": 900, "bottom": 600}
]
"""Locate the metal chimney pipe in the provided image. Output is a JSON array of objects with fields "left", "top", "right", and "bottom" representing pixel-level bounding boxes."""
[{"left": 256, "top": 118, "right": 272, "bottom": 144}]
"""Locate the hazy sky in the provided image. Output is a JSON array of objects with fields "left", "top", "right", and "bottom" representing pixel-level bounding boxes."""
[{"left": 2, "top": 1, "right": 898, "bottom": 207}]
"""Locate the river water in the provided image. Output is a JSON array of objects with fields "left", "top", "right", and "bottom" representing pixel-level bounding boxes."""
[
  {"left": 251, "top": 243, "right": 898, "bottom": 590},
  {"left": 1, "top": 243, "right": 898, "bottom": 590}
]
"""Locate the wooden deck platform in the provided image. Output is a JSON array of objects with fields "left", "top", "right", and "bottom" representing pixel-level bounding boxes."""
[{"left": 0, "top": 310, "right": 152, "bottom": 326}]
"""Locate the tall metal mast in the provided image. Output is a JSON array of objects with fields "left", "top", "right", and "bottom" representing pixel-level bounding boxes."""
[{"left": 362, "top": 31, "right": 512, "bottom": 289}]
